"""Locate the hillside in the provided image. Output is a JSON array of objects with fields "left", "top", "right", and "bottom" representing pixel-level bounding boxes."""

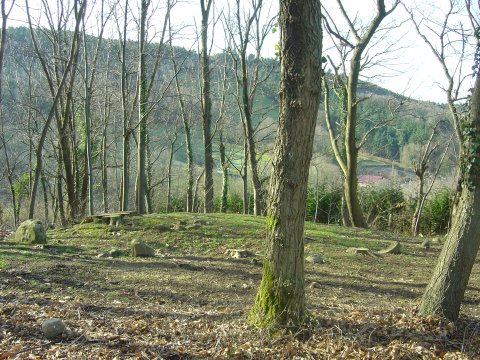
[
  {"left": 0, "top": 26, "right": 456, "bottom": 221},
  {"left": 1, "top": 213, "right": 479, "bottom": 358}
]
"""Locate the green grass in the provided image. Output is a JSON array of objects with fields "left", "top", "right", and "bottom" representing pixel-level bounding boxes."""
[{"left": 0, "top": 253, "right": 7, "bottom": 268}]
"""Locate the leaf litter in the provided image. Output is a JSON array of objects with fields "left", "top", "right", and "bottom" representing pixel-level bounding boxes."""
[{"left": 0, "top": 214, "right": 479, "bottom": 359}]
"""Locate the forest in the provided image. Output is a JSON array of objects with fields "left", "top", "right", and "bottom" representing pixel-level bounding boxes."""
[{"left": 0, "top": 0, "right": 479, "bottom": 358}]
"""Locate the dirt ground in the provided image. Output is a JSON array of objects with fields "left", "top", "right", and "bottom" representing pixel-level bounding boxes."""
[{"left": 1, "top": 213, "right": 479, "bottom": 359}]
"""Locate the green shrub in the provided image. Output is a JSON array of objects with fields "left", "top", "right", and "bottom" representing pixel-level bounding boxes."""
[
  {"left": 214, "top": 193, "right": 252, "bottom": 214},
  {"left": 420, "top": 188, "right": 453, "bottom": 235},
  {"left": 306, "top": 184, "right": 342, "bottom": 224},
  {"left": 360, "top": 185, "right": 405, "bottom": 230}
]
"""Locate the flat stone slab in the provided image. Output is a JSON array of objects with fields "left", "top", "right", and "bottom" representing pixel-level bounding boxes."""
[
  {"left": 346, "top": 247, "right": 382, "bottom": 258},
  {"left": 225, "top": 249, "right": 256, "bottom": 259},
  {"left": 378, "top": 241, "right": 401, "bottom": 255}
]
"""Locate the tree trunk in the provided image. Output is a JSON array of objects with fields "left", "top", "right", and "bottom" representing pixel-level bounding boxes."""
[
  {"left": 56, "top": 162, "right": 67, "bottom": 227},
  {"left": 412, "top": 176, "right": 425, "bottom": 236},
  {"left": 136, "top": 0, "right": 148, "bottom": 214},
  {"left": 219, "top": 132, "right": 228, "bottom": 213},
  {"left": 120, "top": 0, "right": 131, "bottom": 212},
  {"left": 171, "top": 45, "right": 194, "bottom": 212},
  {"left": 166, "top": 139, "right": 176, "bottom": 212},
  {"left": 200, "top": 0, "right": 214, "bottom": 213},
  {"left": 343, "top": 156, "right": 367, "bottom": 228},
  {"left": 145, "top": 133, "right": 154, "bottom": 213},
  {"left": 41, "top": 173, "right": 49, "bottom": 226},
  {"left": 27, "top": 0, "right": 85, "bottom": 219},
  {"left": 419, "top": 71, "right": 480, "bottom": 322},
  {"left": 240, "top": 53, "right": 263, "bottom": 215},
  {"left": 250, "top": 0, "right": 322, "bottom": 328},
  {"left": 83, "top": 22, "right": 94, "bottom": 216},
  {"left": 101, "top": 110, "right": 109, "bottom": 213},
  {"left": 243, "top": 138, "right": 248, "bottom": 214}
]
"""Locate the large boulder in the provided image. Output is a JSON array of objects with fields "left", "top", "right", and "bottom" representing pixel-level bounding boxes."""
[
  {"left": 131, "top": 239, "right": 155, "bottom": 257},
  {"left": 306, "top": 255, "right": 325, "bottom": 264},
  {"left": 15, "top": 220, "right": 47, "bottom": 244},
  {"left": 41, "top": 318, "right": 66, "bottom": 338}
]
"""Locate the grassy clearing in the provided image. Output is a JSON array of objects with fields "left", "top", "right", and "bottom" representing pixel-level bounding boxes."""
[{"left": 0, "top": 213, "right": 479, "bottom": 359}]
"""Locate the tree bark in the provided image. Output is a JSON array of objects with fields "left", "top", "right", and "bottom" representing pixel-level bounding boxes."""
[
  {"left": 243, "top": 138, "right": 248, "bottom": 214},
  {"left": 412, "top": 176, "right": 424, "bottom": 236},
  {"left": 136, "top": 0, "right": 148, "bottom": 214},
  {"left": 200, "top": 0, "right": 214, "bottom": 213},
  {"left": 170, "top": 43, "right": 194, "bottom": 212},
  {"left": 250, "top": 0, "right": 322, "bottom": 328},
  {"left": 219, "top": 131, "right": 228, "bottom": 212},
  {"left": 419, "top": 71, "right": 480, "bottom": 322}
]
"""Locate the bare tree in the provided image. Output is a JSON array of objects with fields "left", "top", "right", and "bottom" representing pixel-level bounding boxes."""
[
  {"left": 419, "top": 0, "right": 480, "bottom": 322},
  {"left": 224, "top": 0, "right": 275, "bottom": 215},
  {"left": 420, "top": 63, "right": 480, "bottom": 322},
  {"left": 26, "top": 0, "right": 86, "bottom": 220},
  {"left": 405, "top": 1, "right": 475, "bottom": 146},
  {"left": 83, "top": 0, "right": 112, "bottom": 215},
  {"left": 136, "top": 0, "right": 172, "bottom": 214},
  {"left": 322, "top": 0, "right": 400, "bottom": 228},
  {"left": 411, "top": 122, "right": 453, "bottom": 236},
  {"left": 199, "top": 0, "right": 214, "bottom": 213}
]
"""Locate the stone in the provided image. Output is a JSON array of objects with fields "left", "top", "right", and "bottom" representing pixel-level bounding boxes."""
[
  {"left": 172, "top": 224, "right": 186, "bottom": 231},
  {"left": 131, "top": 240, "right": 155, "bottom": 257},
  {"left": 309, "top": 281, "right": 321, "bottom": 289},
  {"left": 303, "top": 236, "right": 315, "bottom": 243},
  {"left": 346, "top": 247, "right": 382, "bottom": 258},
  {"left": 15, "top": 220, "right": 47, "bottom": 244},
  {"left": 109, "top": 249, "right": 123, "bottom": 257},
  {"left": 226, "top": 249, "right": 255, "bottom": 259},
  {"left": 378, "top": 241, "right": 402, "bottom": 255},
  {"left": 154, "top": 224, "right": 171, "bottom": 232},
  {"left": 306, "top": 255, "right": 325, "bottom": 264},
  {"left": 109, "top": 215, "right": 123, "bottom": 226},
  {"left": 41, "top": 318, "right": 66, "bottom": 339},
  {"left": 80, "top": 216, "right": 93, "bottom": 224},
  {"left": 421, "top": 240, "right": 431, "bottom": 249},
  {"left": 431, "top": 237, "right": 441, "bottom": 244}
]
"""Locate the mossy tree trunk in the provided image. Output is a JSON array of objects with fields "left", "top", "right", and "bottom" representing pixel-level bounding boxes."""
[
  {"left": 419, "top": 71, "right": 480, "bottom": 321},
  {"left": 250, "top": 0, "right": 322, "bottom": 328}
]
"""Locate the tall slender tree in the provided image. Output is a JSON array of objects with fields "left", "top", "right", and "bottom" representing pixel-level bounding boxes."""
[
  {"left": 225, "top": 0, "right": 275, "bottom": 216},
  {"left": 136, "top": 0, "right": 172, "bottom": 214},
  {"left": 27, "top": 0, "right": 86, "bottom": 219},
  {"left": 200, "top": 0, "right": 214, "bottom": 213},
  {"left": 250, "top": 0, "right": 322, "bottom": 328}
]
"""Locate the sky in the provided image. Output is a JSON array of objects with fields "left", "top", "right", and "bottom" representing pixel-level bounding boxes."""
[{"left": 6, "top": 0, "right": 478, "bottom": 104}]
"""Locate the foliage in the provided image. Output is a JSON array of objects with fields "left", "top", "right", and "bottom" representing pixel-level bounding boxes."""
[
  {"left": 306, "top": 184, "right": 342, "bottom": 224},
  {"left": 214, "top": 193, "right": 246, "bottom": 213},
  {"left": 419, "top": 188, "right": 453, "bottom": 235},
  {"left": 360, "top": 184, "right": 405, "bottom": 230}
]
